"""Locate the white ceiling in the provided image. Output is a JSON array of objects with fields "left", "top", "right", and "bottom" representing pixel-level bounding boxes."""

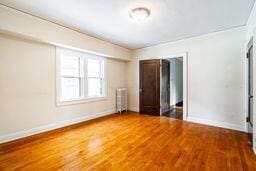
[{"left": 0, "top": 0, "right": 255, "bottom": 49}]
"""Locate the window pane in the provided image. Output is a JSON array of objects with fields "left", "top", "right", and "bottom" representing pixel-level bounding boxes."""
[
  {"left": 61, "top": 55, "right": 80, "bottom": 77},
  {"left": 100, "top": 60, "right": 105, "bottom": 78},
  {"left": 88, "top": 59, "right": 100, "bottom": 77},
  {"left": 88, "top": 78, "right": 101, "bottom": 97},
  {"left": 61, "top": 78, "right": 81, "bottom": 100}
]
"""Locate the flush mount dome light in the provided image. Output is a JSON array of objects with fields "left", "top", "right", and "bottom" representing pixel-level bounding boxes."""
[{"left": 129, "top": 7, "right": 150, "bottom": 21}]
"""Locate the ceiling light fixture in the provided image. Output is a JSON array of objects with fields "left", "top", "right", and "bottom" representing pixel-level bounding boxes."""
[{"left": 129, "top": 8, "right": 150, "bottom": 21}]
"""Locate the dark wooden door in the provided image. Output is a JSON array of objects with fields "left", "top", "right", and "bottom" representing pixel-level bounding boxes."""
[
  {"left": 161, "top": 59, "right": 170, "bottom": 114},
  {"left": 139, "top": 59, "right": 160, "bottom": 115}
]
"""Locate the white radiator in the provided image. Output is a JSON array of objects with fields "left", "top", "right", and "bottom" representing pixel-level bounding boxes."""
[{"left": 116, "top": 88, "right": 128, "bottom": 113}]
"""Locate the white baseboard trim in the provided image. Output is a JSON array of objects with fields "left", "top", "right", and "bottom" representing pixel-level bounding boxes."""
[
  {"left": 128, "top": 106, "right": 139, "bottom": 112},
  {"left": 0, "top": 109, "right": 116, "bottom": 143},
  {"left": 187, "top": 116, "right": 246, "bottom": 132}
]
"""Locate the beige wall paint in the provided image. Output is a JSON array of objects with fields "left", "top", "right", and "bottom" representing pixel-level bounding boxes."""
[
  {"left": 0, "top": 34, "right": 127, "bottom": 142},
  {"left": 127, "top": 27, "right": 247, "bottom": 131},
  {"left": 0, "top": 5, "right": 131, "bottom": 61}
]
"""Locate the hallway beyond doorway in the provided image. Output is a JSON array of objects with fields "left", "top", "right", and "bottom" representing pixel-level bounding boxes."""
[{"left": 162, "top": 101, "right": 183, "bottom": 120}]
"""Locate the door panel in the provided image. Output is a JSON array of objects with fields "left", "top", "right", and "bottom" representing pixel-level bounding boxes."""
[
  {"left": 161, "top": 59, "right": 170, "bottom": 114},
  {"left": 139, "top": 59, "right": 160, "bottom": 115}
]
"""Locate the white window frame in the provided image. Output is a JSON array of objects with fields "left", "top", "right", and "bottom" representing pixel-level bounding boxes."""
[{"left": 56, "top": 47, "right": 107, "bottom": 106}]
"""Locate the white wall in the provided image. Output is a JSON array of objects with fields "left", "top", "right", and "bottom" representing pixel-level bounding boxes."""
[
  {"left": 246, "top": 1, "right": 256, "bottom": 153},
  {"left": 247, "top": 2, "right": 256, "bottom": 41},
  {"left": 0, "top": 34, "right": 127, "bottom": 142},
  {"left": 169, "top": 58, "right": 183, "bottom": 106},
  {"left": 127, "top": 27, "right": 246, "bottom": 131},
  {"left": 0, "top": 5, "right": 131, "bottom": 61}
]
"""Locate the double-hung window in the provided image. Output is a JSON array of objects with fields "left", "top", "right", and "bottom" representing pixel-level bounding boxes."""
[{"left": 57, "top": 48, "right": 105, "bottom": 105}]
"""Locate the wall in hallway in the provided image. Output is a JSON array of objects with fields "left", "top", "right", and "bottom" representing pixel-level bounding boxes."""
[{"left": 169, "top": 58, "right": 183, "bottom": 106}]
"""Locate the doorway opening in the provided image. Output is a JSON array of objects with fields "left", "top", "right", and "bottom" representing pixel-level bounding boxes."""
[
  {"left": 161, "top": 58, "right": 183, "bottom": 120},
  {"left": 139, "top": 53, "right": 188, "bottom": 120}
]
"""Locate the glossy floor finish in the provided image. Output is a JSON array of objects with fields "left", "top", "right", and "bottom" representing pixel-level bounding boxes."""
[{"left": 0, "top": 112, "right": 256, "bottom": 170}]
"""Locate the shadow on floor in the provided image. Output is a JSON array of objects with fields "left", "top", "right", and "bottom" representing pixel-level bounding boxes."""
[{"left": 162, "top": 102, "right": 183, "bottom": 120}]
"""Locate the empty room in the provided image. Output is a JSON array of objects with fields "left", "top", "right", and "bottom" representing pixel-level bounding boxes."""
[{"left": 0, "top": 0, "right": 256, "bottom": 170}]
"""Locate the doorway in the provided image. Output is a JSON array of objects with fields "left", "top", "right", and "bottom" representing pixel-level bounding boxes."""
[
  {"left": 161, "top": 58, "right": 183, "bottom": 120},
  {"left": 139, "top": 53, "right": 188, "bottom": 120},
  {"left": 247, "top": 38, "right": 253, "bottom": 144}
]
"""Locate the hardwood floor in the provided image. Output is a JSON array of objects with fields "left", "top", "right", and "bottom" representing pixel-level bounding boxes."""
[{"left": 0, "top": 112, "right": 256, "bottom": 170}]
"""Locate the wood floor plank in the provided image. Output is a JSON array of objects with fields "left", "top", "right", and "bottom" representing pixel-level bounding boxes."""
[{"left": 0, "top": 112, "right": 255, "bottom": 170}]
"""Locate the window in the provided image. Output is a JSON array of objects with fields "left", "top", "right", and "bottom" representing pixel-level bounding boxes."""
[{"left": 57, "top": 48, "right": 106, "bottom": 105}]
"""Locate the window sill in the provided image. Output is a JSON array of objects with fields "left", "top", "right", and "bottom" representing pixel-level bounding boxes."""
[{"left": 56, "top": 96, "right": 107, "bottom": 106}]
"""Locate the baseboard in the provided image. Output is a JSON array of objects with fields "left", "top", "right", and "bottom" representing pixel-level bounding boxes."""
[
  {"left": 187, "top": 116, "right": 246, "bottom": 132},
  {"left": 128, "top": 106, "right": 139, "bottom": 112},
  {"left": 0, "top": 108, "right": 116, "bottom": 143},
  {"left": 254, "top": 147, "right": 256, "bottom": 155}
]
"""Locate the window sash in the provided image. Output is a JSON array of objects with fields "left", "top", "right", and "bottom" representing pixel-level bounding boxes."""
[
  {"left": 85, "top": 59, "right": 105, "bottom": 98},
  {"left": 60, "top": 77, "right": 84, "bottom": 101},
  {"left": 87, "top": 78, "right": 101, "bottom": 97}
]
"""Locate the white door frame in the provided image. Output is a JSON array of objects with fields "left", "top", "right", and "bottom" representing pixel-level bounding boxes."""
[
  {"left": 245, "top": 33, "right": 256, "bottom": 153},
  {"left": 160, "top": 52, "right": 188, "bottom": 120}
]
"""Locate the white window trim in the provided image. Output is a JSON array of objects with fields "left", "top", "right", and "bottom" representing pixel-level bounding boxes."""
[{"left": 56, "top": 47, "right": 107, "bottom": 106}]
